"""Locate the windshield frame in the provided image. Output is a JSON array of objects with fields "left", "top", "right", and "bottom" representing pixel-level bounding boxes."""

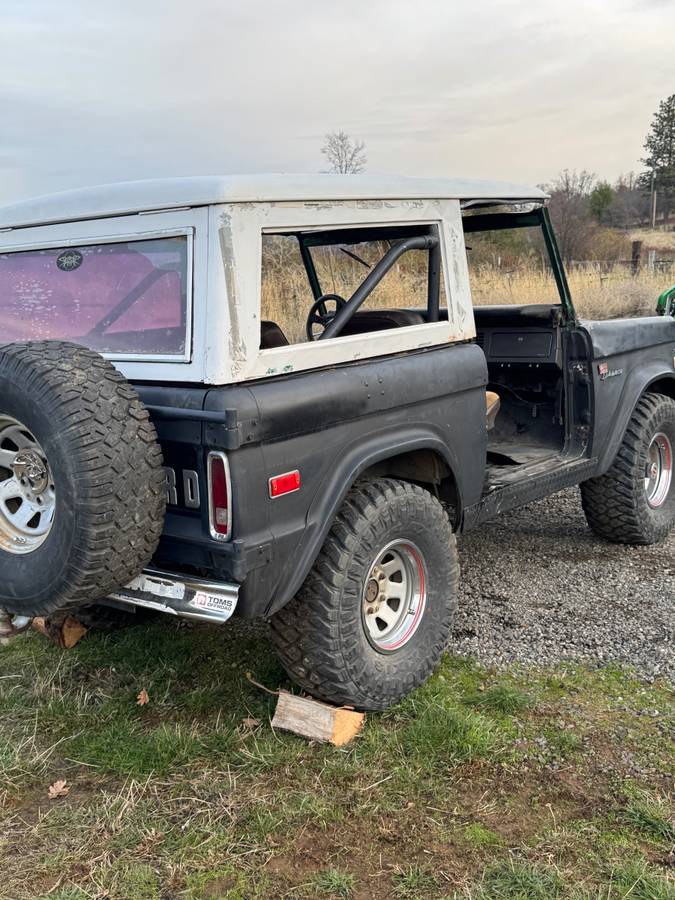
[{"left": 461, "top": 206, "right": 576, "bottom": 322}]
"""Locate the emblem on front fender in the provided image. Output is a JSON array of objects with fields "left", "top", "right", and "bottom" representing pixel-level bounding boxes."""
[{"left": 598, "top": 362, "right": 623, "bottom": 381}]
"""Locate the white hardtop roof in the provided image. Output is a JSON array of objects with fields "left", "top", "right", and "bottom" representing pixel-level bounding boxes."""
[{"left": 0, "top": 174, "right": 548, "bottom": 230}]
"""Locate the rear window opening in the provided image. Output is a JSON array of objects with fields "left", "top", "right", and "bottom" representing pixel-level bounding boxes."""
[{"left": 0, "top": 235, "right": 190, "bottom": 358}]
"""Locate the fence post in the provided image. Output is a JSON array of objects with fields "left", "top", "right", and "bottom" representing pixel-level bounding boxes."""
[{"left": 631, "top": 240, "right": 643, "bottom": 275}]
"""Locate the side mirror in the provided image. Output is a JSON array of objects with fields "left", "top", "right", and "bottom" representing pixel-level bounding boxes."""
[{"left": 656, "top": 285, "right": 675, "bottom": 317}]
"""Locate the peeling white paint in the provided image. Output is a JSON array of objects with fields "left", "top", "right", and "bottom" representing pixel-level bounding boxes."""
[
  {"left": 218, "top": 214, "right": 247, "bottom": 374},
  {"left": 0, "top": 190, "right": 485, "bottom": 385},
  {"left": 224, "top": 197, "right": 476, "bottom": 382}
]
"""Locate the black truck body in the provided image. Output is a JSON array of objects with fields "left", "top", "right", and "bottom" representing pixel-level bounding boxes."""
[
  {"left": 139, "top": 310, "right": 675, "bottom": 619},
  {"left": 0, "top": 174, "right": 673, "bottom": 708}
]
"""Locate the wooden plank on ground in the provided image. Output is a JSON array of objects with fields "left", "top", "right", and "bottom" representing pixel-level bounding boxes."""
[
  {"left": 33, "top": 615, "right": 88, "bottom": 649},
  {"left": 271, "top": 690, "right": 365, "bottom": 746}
]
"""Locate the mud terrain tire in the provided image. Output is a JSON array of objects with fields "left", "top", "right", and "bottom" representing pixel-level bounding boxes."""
[
  {"left": 581, "top": 392, "right": 675, "bottom": 545},
  {"left": 271, "top": 477, "right": 458, "bottom": 711},
  {"left": 0, "top": 342, "right": 166, "bottom": 616}
]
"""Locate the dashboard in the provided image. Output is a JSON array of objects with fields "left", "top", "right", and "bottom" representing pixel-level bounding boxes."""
[
  {"left": 474, "top": 305, "right": 563, "bottom": 366},
  {"left": 476, "top": 328, "right": 560, "bottom": 365}
]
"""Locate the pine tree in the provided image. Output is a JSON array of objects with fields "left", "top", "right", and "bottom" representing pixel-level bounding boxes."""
[
  {"left": 641, "top": 94, "right": 675, "bottom": 221},
  {"left": 589, "top": 181, "right": 615, "bottom": 224}
]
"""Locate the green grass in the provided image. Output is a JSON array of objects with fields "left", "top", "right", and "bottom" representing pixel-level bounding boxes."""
[
  {"left": 541, "top": 725, "right": 583, "bottom": 759},
  {"left": 474, "top": 860, "right": 565, "bottom": 899},
  {"left": 395, "top": 695, "right": 500, "bottom": 768},
  {"left": 391, "top": 864, "right": 439, "bottom": 897},
  {"left": 183, "top": 865, "right": 251, "bottom": 900},
  {"left": 311, "top": 868, "right": 355, "bottom": 897},
  {"left": 463, "top": 822, "right": 502, "bottom": 847},
  {"left": 604, "top": 859, "right": 675, "bottom": 900},
  {"left": 463, "top": 684, "right": 533, "bottom": 714},
  {"left": 0, "top": 616, "right": 672, "bottom": 900},
  {"left": 621, "top": 789, "right": 675, "bottom": 845}
]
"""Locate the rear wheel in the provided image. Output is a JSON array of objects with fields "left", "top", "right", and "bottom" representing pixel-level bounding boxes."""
[
  {"left": 0, "top": 341, "right": 166, "bottom": 617},
  {"left": 581, "top": 392, "right": 675, "bottom": 544},
  {"left": 0, "top": 415, "right": 56, "bottom": 555},
  {"left": 271, "top": 477, "right": 458, "bottom": 710}
]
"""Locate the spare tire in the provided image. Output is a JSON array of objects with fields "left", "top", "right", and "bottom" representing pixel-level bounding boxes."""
[{"left": 0, "top": 341, "right": 166, "bottom": 617}]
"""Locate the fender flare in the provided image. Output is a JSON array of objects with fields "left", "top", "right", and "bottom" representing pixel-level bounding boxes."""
[
  {"left": 596, "top": 365, "right": 675, "bottom": 472},
  {"left": 265, "top": 424, "right": 467, "bottom": 616}
]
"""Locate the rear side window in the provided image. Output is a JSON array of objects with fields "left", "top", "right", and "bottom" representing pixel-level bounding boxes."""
[
  {"left": 0, "top": 235, "right": 190, "bottom": 357},
  {"left": 260, "top": 225, "right": 446, "bottom": 347}
]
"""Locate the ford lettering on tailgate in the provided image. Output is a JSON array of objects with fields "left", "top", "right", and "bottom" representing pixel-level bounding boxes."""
[{"left": 164, "top": 467, "right": 201, "bottom": 509}]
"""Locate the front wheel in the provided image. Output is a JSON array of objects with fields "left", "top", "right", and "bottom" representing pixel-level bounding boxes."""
[
  {"left": 581, "top": 392, "right": 675, "bottom": 544},
  {"left": 270, "top": 478, "right": 458, "bottom": 711}
]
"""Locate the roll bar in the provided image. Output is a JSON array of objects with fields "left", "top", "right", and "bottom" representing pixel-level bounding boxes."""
[{"left": 320, "top": 234, "right": 439, "bottom": 340}]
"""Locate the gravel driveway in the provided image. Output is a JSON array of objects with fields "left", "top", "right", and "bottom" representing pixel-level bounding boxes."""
[{"left": 453, "top": 489, "right": 674, "bottom": 680}]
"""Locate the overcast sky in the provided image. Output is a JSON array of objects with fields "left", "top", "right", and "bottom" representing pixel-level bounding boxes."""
[{"left": 1, "top": 0, "right": 673, "bottom": 205}]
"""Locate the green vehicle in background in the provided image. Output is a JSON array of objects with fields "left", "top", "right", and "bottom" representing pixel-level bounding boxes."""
[{"left": 656, "top": 285, "right": 675, "bottom": 317}]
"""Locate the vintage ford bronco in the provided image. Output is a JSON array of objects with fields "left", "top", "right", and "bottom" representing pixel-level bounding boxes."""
[{"left": 0, "top": 175, "right": 673, "bottom": 710}]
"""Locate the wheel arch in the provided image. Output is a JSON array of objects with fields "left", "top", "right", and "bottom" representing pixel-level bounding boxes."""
[
  {"left": 645, "top": 374, "right": 675, "bottom": 401},
  {"left": 358, "top": 448, "right": 461, "bottom": 526},
  {"left": 264, "top": 429, "right": 467, "bottom": 617}
]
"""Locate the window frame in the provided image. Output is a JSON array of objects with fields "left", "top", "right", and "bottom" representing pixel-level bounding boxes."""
[{"left": 224, "top": 198, "right": 473, "bottom": 382}]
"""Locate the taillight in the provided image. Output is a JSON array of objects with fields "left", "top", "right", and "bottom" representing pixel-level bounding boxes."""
[{"left": 207, "top": 451, "right": 231, "bottom": 541}]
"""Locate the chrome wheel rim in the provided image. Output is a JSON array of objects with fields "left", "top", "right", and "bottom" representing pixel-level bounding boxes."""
[
  {"left": 0, "top": 415, "right": 55, "bottom": 554},
  {"left": 644, "top": 432, "right": 672, "bottom": 509},
  {"left": 361, "top": 540, "right": 427, "bottom": 652}
]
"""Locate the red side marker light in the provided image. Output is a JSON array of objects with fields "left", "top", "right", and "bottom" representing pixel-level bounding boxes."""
[{"left": 269, "top": 469, "right": 301, "bottom": 498}]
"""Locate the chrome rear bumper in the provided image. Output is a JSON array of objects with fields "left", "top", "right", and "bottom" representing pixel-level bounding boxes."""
[{"left": 108, "top": 568, "right": 239, "bottom": 624}]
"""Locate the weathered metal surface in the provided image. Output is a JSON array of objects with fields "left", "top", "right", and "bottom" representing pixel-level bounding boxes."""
[
  {"left": 107, "top": 568, "right": 239, "bottom": 624},
  {"left": 0, "top": 174, "right": 547, "bottom": 230}
]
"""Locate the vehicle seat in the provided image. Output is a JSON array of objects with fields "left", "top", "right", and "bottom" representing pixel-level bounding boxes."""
[
  {"left": 486, "top": 390, "right": 500, "bottom": 430},
  {"left": 338, "top": 308, "right": 426, "bottom": 336},
  {"left": 260, "top": 320, "right": 289, "bottom": 349}
]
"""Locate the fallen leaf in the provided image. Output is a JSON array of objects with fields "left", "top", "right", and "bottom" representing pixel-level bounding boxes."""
[
  {"left": 48, "top": 779, "right": 69, "bottom": 800},
  {"left": 136, "top": 689, "right": 150, "bottom": 706},
  {"left": 32, "top": 615, "right": 87, "bottom": 648}
]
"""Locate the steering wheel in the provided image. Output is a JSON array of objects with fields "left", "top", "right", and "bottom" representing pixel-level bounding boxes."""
[{"left": 306, "top": 293, "right": 346, "bottom": 341}]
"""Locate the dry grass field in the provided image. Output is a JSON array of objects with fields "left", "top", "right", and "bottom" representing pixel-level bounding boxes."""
[
  {"left": 261, "top": 259, "right": 675, "bottom": 341},
  {"left": 469, "top": 266, "right": 673, "bottom": 320},
  {"left": 630, "top": 229, "right": 675, "bottom": 253}
]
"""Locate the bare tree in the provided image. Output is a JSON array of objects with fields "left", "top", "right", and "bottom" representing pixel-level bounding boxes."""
[
  {"left": 607, "top": 173, "right": 650, "bottom": 230},
  {"left": 321, "top": 131, "right": 367, "bottom": 174},
  {"left": 544, "top": 170, "right": 596, "bottom": 261}
]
